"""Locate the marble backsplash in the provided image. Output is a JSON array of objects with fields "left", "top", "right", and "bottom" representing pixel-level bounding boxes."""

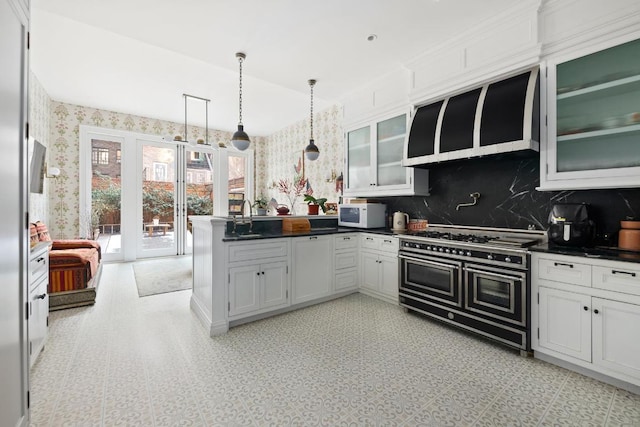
[{"left": 377, "top": 152, "right": 640, "bottom": 243}]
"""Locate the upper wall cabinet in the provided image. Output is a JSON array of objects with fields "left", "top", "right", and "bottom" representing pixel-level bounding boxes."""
[
  {"left": 403, "top": 69, "right": 540, "bottom": 167},
  {"left": 344, "top": 111, "right": 429, "bottom": 197},
  {"left": 539, "top": 36, "right": 640, "bottom": 191}
]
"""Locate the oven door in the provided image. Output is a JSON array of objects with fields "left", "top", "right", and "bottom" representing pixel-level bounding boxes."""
[
  {"left": 399, "top": 253, "right": 463, "bottom": 307},
  {"left": 464, "top": 263, "right": 527, "bottom": 326}
]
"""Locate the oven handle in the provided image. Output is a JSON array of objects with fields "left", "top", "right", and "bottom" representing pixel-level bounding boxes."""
[
  {"left": 399, "top": 253, "right": 461, "bottom": 270},
  {"left": 463, "top": 266, "right": 525, "bottom": 281}
]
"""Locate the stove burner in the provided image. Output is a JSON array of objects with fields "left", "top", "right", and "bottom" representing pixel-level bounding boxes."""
[{"left": 413, "top": 231, "right": 491, "bottom": 244}]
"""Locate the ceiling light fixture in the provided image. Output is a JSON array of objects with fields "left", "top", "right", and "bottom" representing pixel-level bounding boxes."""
[
  {"left": 304, "top": 79, "right": 319, "bottom": 161},
  {"left": 231, "top": 52, "right": 250, "bottom": 151}
]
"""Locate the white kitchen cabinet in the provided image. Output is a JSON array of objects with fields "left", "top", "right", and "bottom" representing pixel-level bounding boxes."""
[
  {"left": 539, "top": 35, "right": 640, "bottom": 190},
  {"left": 228, "top": 261, "right": 288, "bottom": 317},
  {"left": 345, "top": 111, "right": 429, "bottom": 197},
  {"left": 292, "top": 235, "right": 333, "bottom": 304},
  {"left": 227, "top": 239, "right": 289, "bottom": 319},
  {"left": 29, "top": 242, "right": 51, "bottom": 368},
  {"left": 334, "top": 234, "right": 358, "bottom": 292},
  {"left": 532, "top": 252, "right": 640, "bottom": 387},
  {"left": 538, "top": 286, "right": 591, "bottom": 362},
  {"left": 592, "top": 298, "right": 640, "bottom": 380},
  {"left": 359, "top": 234, "right": 399, "bottom": 303}
]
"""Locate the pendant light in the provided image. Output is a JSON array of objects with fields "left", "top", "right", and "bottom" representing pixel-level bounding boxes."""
[
  {"left": 231, "top": 52, "right": 250, "bottom": 151},
  {"left": 304, "top": 79, "right": 320, "bottom": 161}
]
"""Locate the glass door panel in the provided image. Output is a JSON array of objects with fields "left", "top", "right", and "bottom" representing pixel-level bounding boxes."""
[
  {"left": 347, "top": 126, "right": 371, "bottom": 190},
  {"left": 91, "top": 138, "right": 123, "bottom": 261},
  {"left": 185, "top": 148, "right": 214, "bottom": 253},
  {"left": 139, "top": 143, "right": 177, "bottom": 258},
  {"left": 376, "top": 114, "right": 406, "bottom": 186},
  {"left": 555, "top": 37, "right": 640, "bottom": 173}
]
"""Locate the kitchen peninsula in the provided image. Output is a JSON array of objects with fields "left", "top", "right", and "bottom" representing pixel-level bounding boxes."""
[{"left": 189, "top": 215, "right": 399, "bottom": 336}]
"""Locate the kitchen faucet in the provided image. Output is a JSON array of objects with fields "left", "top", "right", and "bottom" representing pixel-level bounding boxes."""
[{"left": 232, "top": 199, "right": 253, "bottom": 234}]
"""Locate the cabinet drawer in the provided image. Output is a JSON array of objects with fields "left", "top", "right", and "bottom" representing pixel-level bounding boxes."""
[
  {"left": 335, "top": 234, "right": 358, "bottom": 250},
  {"left": 538, "top": 257, "right": 591, "bottom": 287},
  {"left": 361, "top": 234, "right": 380, "bottom": 250},
  {"left": 335, "top": 252, "right": 357, "bottom": 270},
  {"left": 593, "top": 264, "right": 640, "bottom": 296},
  {"left": 228, "top": 240, "right": 288, "bottom": 263},
  {"left": 335, "top": 270, "right": 358, "bottom": 291},
  {"left": 379, "top": 236, "right": 399, "bottom": 253},
  {"left": 29, "top": 251, "right": 49, "bottom": 284}
]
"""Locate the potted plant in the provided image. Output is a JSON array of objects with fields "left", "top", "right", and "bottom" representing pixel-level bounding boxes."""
[
  {"left": 303, "top": 194, "right": 327, "bottom": 215},
  {"left": 253, "top": 195, "right": 269, "bottom": 215}
]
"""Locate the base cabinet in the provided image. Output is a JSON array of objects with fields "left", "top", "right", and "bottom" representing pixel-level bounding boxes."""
[
  {"left": 292, "top": 236, "right": 333, "bottom": 304},
  {"left": 228, "top": 261, "right": 288, "bottom": 317},
  {"left": 334, "top": 234, "right": 359, "bottom": 291},
  {"left": 29, "top": 242, "right": 51, "bottom": 367},
  {"left": 532, "top": 252, "right": 640, "bottom": 387},
  {"left": 359, "top": 234, "right": 399, "bottom": 303}
]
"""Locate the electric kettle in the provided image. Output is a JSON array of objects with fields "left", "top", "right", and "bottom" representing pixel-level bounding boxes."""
[{"left": 392, "top": 211, "right": 409, "bottom": 231}]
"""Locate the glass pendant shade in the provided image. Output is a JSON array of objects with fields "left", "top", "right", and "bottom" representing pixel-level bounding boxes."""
[
  {"left": 231, "top": 124, "right": 250, "bottom": 151},
  {"left": 305, "top": 139, "right": 320, "bottom": 161}
]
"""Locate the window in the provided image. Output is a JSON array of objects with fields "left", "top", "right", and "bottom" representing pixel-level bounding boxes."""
[
  {"left": 92, "top": 148, "right": 109, "bottom": 165},
  {"left": 116, "top": 149, "right": 122, "bottom": 163},
  {"left": 153, "top": 162, "right": 168, "bottom": 181}
]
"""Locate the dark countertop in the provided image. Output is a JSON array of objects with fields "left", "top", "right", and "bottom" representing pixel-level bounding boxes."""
[
  {"left": 530, "top": 243, "right": 640, "bottom": 264},
  {"left": 222, "top": 227, "right": 397, "bottom": 242}
]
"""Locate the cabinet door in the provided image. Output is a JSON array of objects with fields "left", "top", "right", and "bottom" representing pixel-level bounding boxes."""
[
  {"left": 592, "top": 298, "right": 640, "bottom": 381},
  {"left": 261, "top": 261, "right": 288, "bottom": 309},
  {"left": 346, "top": 126, "right": 372, "bottom": 191},
  {"left": 228, "top": 264, "right": 261, "bottom": 316},
  {"left": 360, "top": 252, "right": 380, "bottom": 292},
  {"left": 292, "top": 236, "right": 332, "bottom": 304},
  {"left": 29, "top": 278, "right": 48, "bottom": 368},
  {"left": 378, "top": 254, "right": 399, "bottom": 300},
  {"left": 376, "top": 114, "right": 407, "bottom": 186},
  {"left": 542, "top": 37, "right": 640, "bottom": 190},
  {"left": 538, "top": 287, "right": 591, "bottom": 362}
]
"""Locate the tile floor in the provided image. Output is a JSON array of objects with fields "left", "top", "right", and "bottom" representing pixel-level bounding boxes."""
[{"left": 30, "top": 261, "right": 640, "bottom": 426}]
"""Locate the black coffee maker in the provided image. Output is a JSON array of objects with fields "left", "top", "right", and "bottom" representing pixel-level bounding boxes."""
[{"left": 548, "top": 203, "right": 595, "bottom": 247}]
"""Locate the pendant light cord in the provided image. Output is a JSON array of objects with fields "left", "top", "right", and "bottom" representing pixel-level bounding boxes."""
[
  {"left": 238, "top": 55, "right": 244, "bottom": 126},
  {"left": 309, "top": 80, "right": 314, "bottom": 140}
]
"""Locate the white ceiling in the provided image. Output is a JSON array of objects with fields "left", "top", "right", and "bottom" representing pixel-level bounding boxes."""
[{"left": 30, "top": 0, "right": 521, "bottom": 136}]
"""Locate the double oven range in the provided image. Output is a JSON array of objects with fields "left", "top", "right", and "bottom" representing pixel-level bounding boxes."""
[{"left": 398, "top": 226, "right": 544, "bottom": 354}]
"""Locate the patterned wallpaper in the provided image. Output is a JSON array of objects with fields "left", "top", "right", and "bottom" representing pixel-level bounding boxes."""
[
  {"left": 30, "top": 71, "right": 343, "bottom": 235},
  {"left": 258, "top": 105, "right": 344, "bottom": 215},
  {"left": 46, "top": 101, "right": 269, "bottom": 238},
  {"left": 28, "top": 72, "right": 51, "bottom": 224}
]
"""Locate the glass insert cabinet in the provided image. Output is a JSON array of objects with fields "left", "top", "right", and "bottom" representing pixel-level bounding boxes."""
[
  {"left": 540, "top": 35, "right": 640, "bottom": 190},
  {"left": 344, "top": 110, "right": 429, "bottom": 197}
]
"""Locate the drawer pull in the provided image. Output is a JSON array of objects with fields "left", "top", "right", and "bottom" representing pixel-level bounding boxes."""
[
  {"left": 309, "top": 236, "right": 317, "bottom": 240},
  {"left": 553, "top": 262, "right": 573, "bottom": 268},
  {"left": 593, "top": 309, "right": 599, "bottom": 314},
  {"left": 366, "top": 237, "right": 374, "bottom": 241},
  {"left": 35, "top": 293, "right": 46, "bottom": 300},
  {"left": 344, "top": 237, "right": 351, "bottom": 240},
  {"left": 612, "top": 270, "right": 636, "bottom": 277},
  {"left": 583, "top": 306, "right": 589, "bottom": 311},
  {"left": 36, "top": 257, "right": 45, "bottom": 263},
  {"left": 383, "top": 239, "right": 392, "bottom": 243}
]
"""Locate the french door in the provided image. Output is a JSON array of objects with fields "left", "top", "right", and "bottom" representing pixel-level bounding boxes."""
[
  {"left": 137, "top": 139, "right": 178, "bottom": 258},
  {"left": 80, "top": 125, "right": 253, "bottom": 261}
]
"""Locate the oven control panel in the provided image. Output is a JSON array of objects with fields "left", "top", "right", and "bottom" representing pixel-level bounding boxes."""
[{"left": 400, "top": 240, "right": 525, "bottom": 267}]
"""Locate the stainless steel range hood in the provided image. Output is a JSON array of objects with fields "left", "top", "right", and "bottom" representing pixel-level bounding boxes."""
[{"left": 403, "top": 68, "right": 540, "bottom": 167}]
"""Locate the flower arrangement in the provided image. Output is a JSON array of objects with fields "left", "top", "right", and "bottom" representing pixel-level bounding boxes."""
[{"left": 276, "top": 175, "right": 307, "bottom": 215}]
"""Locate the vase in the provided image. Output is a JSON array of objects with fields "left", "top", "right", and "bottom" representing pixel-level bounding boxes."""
[{"left": 307, "top": 204, "right": 320, "bottom": 215}]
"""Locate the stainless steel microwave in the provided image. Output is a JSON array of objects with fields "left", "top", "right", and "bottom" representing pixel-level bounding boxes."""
[{"left": 338, "top": 203, "right": 386, "bottom": 228}]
